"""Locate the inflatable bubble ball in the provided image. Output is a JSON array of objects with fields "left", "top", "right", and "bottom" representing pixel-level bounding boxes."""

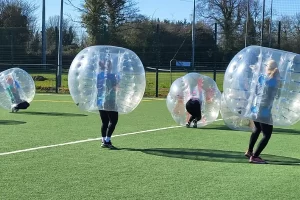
[
  {"left": 68, "top": 45, "right": 146, "bottom": 114},
  {"left": 0, "top": 68, "right": 35, "bottom": 111},
  {"left": 166, "top": 72, "right": 221, "bottom": 127},
  {"left": 223, "top": 45, "right": 300, "bottom": 126},
  {"left": 220, "top": 93, "right": 254, "bottom": 131}
]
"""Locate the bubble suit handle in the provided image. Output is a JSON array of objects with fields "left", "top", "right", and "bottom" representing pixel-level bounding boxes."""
[
  {"left": 0, "top": 68, "right": 35, "bottom": 110},
  {"left": 68, "top": 45, "right": 146, "bottom": 114},
  {"left": 223, "top": 45, "right": 300, "bottom": 126},
  {"left": 166, "top": 73, "right": 221, "bottom": 127}
]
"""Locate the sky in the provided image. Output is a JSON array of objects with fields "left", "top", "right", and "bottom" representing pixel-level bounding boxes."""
[
  {"left": 36, "top": 0, "right": 195, "bottom": 28},
  {"left": 35, "top": 0, "right": 300, "bottom": 28}
]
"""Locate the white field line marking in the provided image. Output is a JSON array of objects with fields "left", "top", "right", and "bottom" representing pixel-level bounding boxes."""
[
  {"left": 33, "top": 99, "right": 153, "bottom": 103},
  {"left": 0, "top": 119, "right": 223, "bottom": 157},
  {"left": 0, "top": 126, "right": 181, "bottom": 156},
  {"left": 36, "top": 93, "right": 166, "bottom": 101},
  {"left": 36, "top": 93, "right": 71, "bottom": 96}
]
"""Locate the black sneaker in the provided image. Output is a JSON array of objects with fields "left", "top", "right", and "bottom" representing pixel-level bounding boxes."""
[
  {"left": 193, "top": 119, "right": 197, "bottom": 128},
  {"left": 101, "top": 141, "right": 117, "bottom": 149}
]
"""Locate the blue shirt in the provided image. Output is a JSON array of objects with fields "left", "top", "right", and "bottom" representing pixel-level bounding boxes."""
[{"left": 255, "top": 73, "right": 279, "bottom": 107}]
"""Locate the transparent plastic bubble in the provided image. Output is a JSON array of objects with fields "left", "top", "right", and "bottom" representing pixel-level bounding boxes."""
[
  {"left": 220, "top": 93, "right": 254, "bottom": 131},
  {"left": 0, "top": 68, "right": 35, "bottom": 110},
  {"left": 223, "top": 45, "right": 300, "bottom": 126},
  {"left": 167, "top": 73, "right": 221, "bottom": 127},
  {"left": 68, "top": 45, "right": 146, "bottom": 114}
]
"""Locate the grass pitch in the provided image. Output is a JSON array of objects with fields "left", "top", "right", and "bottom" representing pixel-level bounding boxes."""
[{"left": 0, "top": 94, "right": 300, "bottom": 200}]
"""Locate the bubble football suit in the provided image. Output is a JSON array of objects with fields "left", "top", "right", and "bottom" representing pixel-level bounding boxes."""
[
  {"left": 0, "top": 68, "right": 35, "bottom": 110},
  {"left": 166, "top": 73, "right": 221, "bottom": 127},
  {"left": 68, "top": 45, "right": 146, "bottom": 114},
  {"left": 220, "top": 93, "right": 254, "bottom": 131},
  {"left": 223, "top": 45, "right": 300, "bottom": 126}
]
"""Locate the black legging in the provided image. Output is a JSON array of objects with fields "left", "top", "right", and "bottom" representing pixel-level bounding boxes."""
[
  {"left": 15, "top": 101, "right": 30, "bottom": 109},
  {"left": 248, "top": 121, "right": 273, "bottom": 157},
  {"left": 186, "top": 99, "right": 202, "bottom": 123},
  {"left": 99, "top": 110, "right": 118, "bottom": 138}
]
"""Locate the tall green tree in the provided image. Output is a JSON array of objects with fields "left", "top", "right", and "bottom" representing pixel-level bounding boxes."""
[
  {"left": 70, "top": 0, "right": 138, "bottom": 45},
  {"left": 196, "top": 0, "right": 247, "bottom": 53},
  {"left": 45, "top": 15, "right": 78, "bottom": 55},
  {"left": 0, "top": 0, "right": 37, "bottom": 62}
]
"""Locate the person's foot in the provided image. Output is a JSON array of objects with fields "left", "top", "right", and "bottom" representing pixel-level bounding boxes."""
[
  {"left": 186, "top": 122, "right": 191, "bottom": 128},
  {"left": 101, "top": 141, "right": 117, "bottom": 149},
  {"left": 11, "top": 107, "right": 18, "bottom": 113},
  {"left": 193, "top": 119, "right": 197, "bottom": 128},
  {"left": 244, "top": 150, "right": 253, "bottom": 158},
  {"left": 249, "top": 156, "right": 267, "bottom": 164}
]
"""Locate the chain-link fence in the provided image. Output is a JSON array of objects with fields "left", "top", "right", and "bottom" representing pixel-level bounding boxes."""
[{"left": 0, "top": 0, "right": 299, "bottom": 96}]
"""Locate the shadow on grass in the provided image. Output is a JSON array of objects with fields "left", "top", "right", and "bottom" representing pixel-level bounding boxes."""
[
  {"left": 15, "top": 111, "right": 87, "bottom": 117},
  {"left": 201, "top": 125, "right": 232, "bottom": 131},
  {"left": 273, "top": 128, "right": 300, "bottom": 135},
  {"left": 201, "top": 125, "right": 300, "bottom": 135},
  {"left": 0, "top": 120, "right": 26, "bottom": 125},
  {"left": 122, "top": 148, "right": 300, "bottom": 166}
]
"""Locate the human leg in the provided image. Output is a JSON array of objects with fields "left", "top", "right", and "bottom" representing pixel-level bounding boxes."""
[
  {"left": 106, "top": 111, "right": 119, "bottom": 138},
  {"left": 245, "top": 121, "right": 261, "bottom": 158},
  {"left": 249, "top": 123, "right": 272, "bottom": 164},
  {"left": 185, "top": 99, "right": 201, "bottom": 128},
  {"left": 102, "top": 111, "right": 118, "bottom": 149},
  {"left": 99, "top": 110, "right": 109, "bottom": 143},
  {"left": 253, "top": 123, "right": 273, "bottom": 157}
]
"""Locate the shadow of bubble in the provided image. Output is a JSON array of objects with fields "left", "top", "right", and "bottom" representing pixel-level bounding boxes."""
[
  {"left": 123, "top": 148, "right": 300, "bottom": 166},
  {"left": 0, "top": 120, "right": 26, "bottom": 125},
  {"left": 273, "top": 128, "right": 300, "bottom": 135},
  {"left": 201, "top": 124, "right": 232, "bottom": 131},
  {"left": 196, "top": 125, "right": 300, "bottom": 135},
  {"left": 15, "top": 111, "right": 88, "bottom": 117}
]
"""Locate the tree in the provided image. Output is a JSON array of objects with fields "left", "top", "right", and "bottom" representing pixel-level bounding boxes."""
[
  {"left": 243, "top": 0, "right": 260, "bottom": 46},
  {"left": 69, "top": 0, "right": 139, "bottom": 45},
  {"left": 45, "top": 15, "right": 78, "bottom": 55},
  {"left": 292, "top": 13, "right": 300, "bottom": 53},
  {"left": 105, "top": 0, "right": 139, "bottom": 44},
  {"left": 0, "top": 0, "right": 37, "bottom": 62},
  {"left": 196, "top": 0, "right": 248, "bottom": 53},
  {"left": 273, "top": 14, "right": 300, "bottom": 53},
  {"left": 28, "top": 31, "right": 40, "bottom": 54},
  {"left": 118, "top": 16, "right": 216, "bottom": 66}
]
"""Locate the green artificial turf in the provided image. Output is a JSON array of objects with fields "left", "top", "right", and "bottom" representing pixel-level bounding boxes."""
[{"left": 0, "top": 94, "right": 300, "bottom": 199}]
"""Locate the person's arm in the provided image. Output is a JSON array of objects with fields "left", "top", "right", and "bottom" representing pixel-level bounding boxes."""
[
  {"left": 197, "top": 79, "right": 203, "bottom": 95},
  {"left": 205, "top": 88, "right": 214, "bottom": 103},
  {"left": 14, "top": 81, "right": 20, "bottom": 89}
]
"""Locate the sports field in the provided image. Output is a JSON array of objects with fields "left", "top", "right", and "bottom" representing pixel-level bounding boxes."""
[
  {"left": 31, "top": 71, "right": 224, "bottom": 96},
  {"left": 1, "top": 94, "right": 300, "bottom": 200}
]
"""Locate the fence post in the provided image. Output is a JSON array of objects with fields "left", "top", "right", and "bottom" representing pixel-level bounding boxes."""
[
  {"left": 155, "top": 23, "right": 160, "bottom": 97},
  {"left": 10, "top": 33, "right": 14, "bottom": 67},
  {"left": 155, "top": 68, "right": 158, "bottom": 97},
  {"left": 213, "top": 23, "right": 217, "bottom": 81},
  {"left": 278, "top": 21, "right": 281, "bottom": 49},
  {"left": 169, "top": 59, "right": 175, "bottom": 85},
  {"left": 55, "top": 26, "right": 59, "bottom": 93}
]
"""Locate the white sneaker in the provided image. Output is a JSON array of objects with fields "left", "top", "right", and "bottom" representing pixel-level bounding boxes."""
[{"left": 11, "top": 105, "right": 18, "bottom": 113}]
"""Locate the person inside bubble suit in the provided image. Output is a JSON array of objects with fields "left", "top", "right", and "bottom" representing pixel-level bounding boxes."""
[
  {"left": 245, "top": 59, "right": 281, "bottom": 164},
  {"left": 185, "top": 91, "right": 203, "bottom": 128},
  {"left": 173, "top": 78, "right": 205, "bottom": 128},
  {"left": 5, "top": 75, "right": 30, "bottom": 113},
  {"left": 96, "top": 54, "right": 106, "bottom": 107},
  {"left": 97, "top": 52, "right": 120, "bottom": 149}
]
